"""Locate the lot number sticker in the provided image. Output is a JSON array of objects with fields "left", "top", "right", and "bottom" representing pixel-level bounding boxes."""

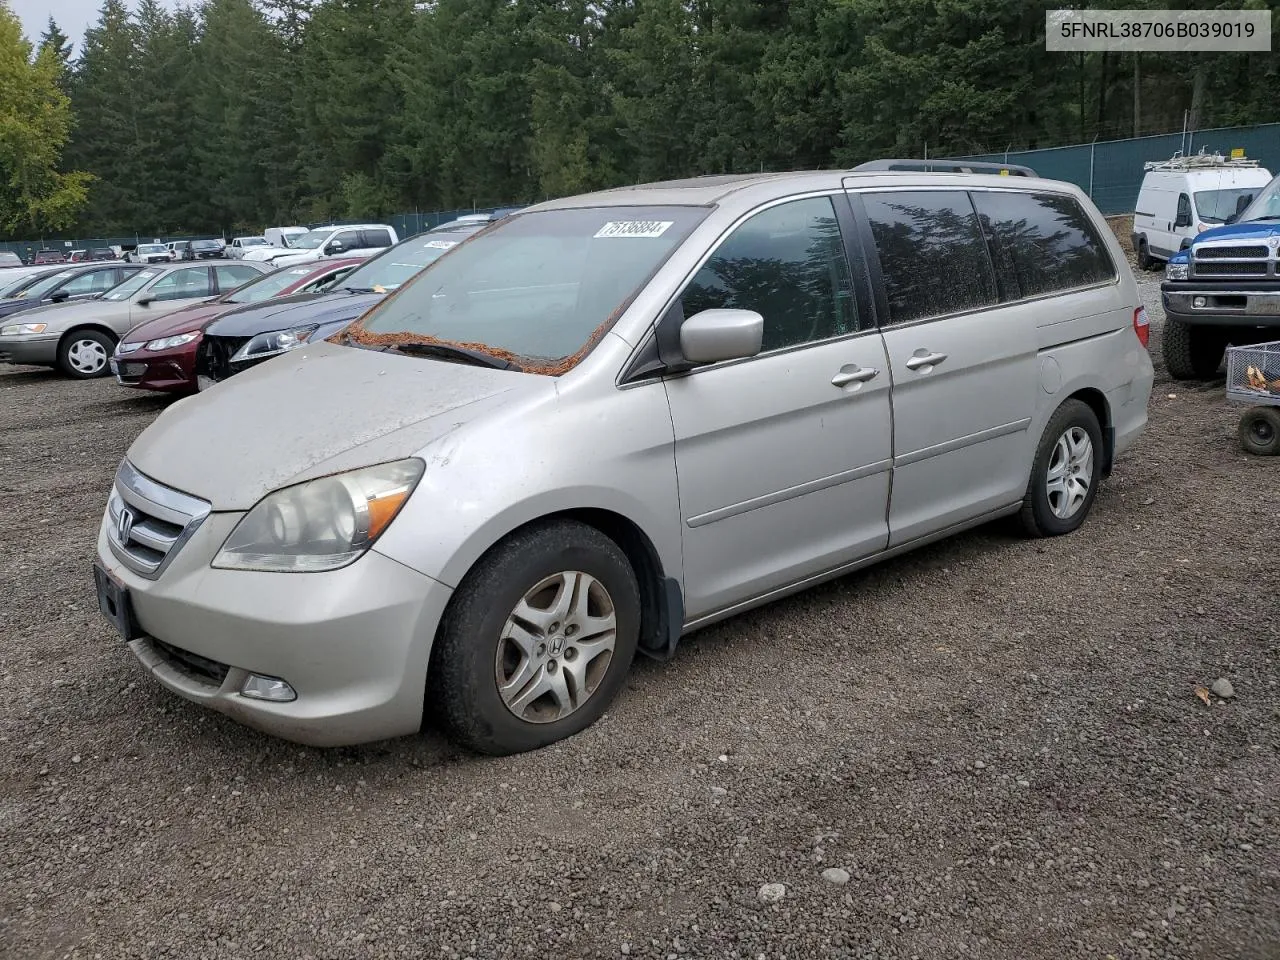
[{"left": 594, "top": 220, "right": 674, "bottom": 239}]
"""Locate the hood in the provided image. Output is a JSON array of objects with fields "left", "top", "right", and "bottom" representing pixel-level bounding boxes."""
[
  {"left": 127, "top": 340, "right": 544, "bottom": 509},
  {"left": 121, "top": 301, "right": 230, "bottom": 343},
  {"left": 1193, "top": 221, "right": 1280, "bottom": 244},
  {"left": 204, "top": 289, "right": 381, "bottom": 338}
]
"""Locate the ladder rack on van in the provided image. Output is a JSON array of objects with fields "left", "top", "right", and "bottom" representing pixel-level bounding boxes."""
[{"left": 1143, "top": 149, "right": 1260, "bottom": 172}]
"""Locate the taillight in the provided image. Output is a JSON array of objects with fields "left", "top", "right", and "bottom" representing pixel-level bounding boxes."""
[{"left": 1133, "top": 306, "right": 1150, "bottom": 348}]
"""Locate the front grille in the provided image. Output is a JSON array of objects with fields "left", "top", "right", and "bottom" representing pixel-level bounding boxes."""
[
  {"left": 1192, "top": 261, "right": 1268, "bottom": 276},
  {"left": 106, "top": 461, "right": 211, "bottom": 579},
  {"left": 1194, "top": 245, "right": 1268, "bottom": 259},
  {"left": 195, "top": 335, "right": 250, "bottom": 384},
  {"left": 152, "top": 638, "right": 230, "bottom": 686}
]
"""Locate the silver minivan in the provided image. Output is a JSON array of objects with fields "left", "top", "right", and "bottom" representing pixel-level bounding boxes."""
[{"left": 94, "top": 170, "right": 1154, "bottom": 754}]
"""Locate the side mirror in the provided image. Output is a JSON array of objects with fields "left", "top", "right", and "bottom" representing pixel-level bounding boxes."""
[
  {"left": 324, "top": 242, "right": 343, "bottom": 255},
  {"left": 679, "top": 308, "right": 764, "bottom": 365},
  {"left": 136, "top": 296, "right": 154, "bottom": 306},
  {"left": 49, "top": 290, "right": 69, "bottom": 302}
]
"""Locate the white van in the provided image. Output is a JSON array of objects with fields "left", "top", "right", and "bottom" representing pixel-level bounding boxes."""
[{"left": 1132, "top": 152, "right": 1273, "bottom": 269}]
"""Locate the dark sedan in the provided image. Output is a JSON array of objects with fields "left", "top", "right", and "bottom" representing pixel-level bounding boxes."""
[
  {"left": 195, "top": 229, "right": 474, "bottom": 388},
  {"left": 0, "top": 264, "right": 142, "bottom": 323}
]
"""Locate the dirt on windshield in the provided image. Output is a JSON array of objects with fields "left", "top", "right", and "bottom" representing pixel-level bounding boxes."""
[{"left": 337, "top": 316, "right": 613, "bottom": 376}]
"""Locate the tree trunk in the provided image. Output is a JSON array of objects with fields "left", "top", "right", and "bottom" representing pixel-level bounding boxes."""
[
  {"left": 1097, "top": 52, "right": 1109, "bottom": 132},
  {"left": 1188, "top": 60, "right": 1207, "bottom": 131},
  {"left": 1132, "top": 53, "right": 1141, "bottom": 138}
]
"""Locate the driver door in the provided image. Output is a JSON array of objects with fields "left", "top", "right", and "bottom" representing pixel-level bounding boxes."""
[{"left": 662, "top": 195, "right": 893, "bottom": 619}]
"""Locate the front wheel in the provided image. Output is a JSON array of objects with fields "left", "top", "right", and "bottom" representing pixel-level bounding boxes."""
[
  {"left": 429, "top": 519, "right": 641, "bottom": 756},
  {"left": 57, "top": 329, "right": 115, "bottom": 379},
  {"left": 1163, "top": 320, "right": 1225, "bottom": 380},
  {"left": 1136, "top": 236, "right": 1154, "bottom": 271},
  {"left": 1239, "top": 407, "right": 1280, "bottom": 456},
  {"left": 1019, "top": 399, "right": 1104, "bottom": 538}
]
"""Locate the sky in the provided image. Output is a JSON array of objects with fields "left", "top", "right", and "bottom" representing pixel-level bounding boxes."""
[{"left": 10, "top": 0, "right": 178, "bottom": 54}]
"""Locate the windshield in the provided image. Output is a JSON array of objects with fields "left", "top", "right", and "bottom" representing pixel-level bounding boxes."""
[
  {"left": 1194, "top": 188, "right": 1262, "bottom": 224},
  {"left": 137, "top": 244, "right": 165, "bottom": 254},
  {"left": 287, "top": 230, "right": 328, "bottom": 250},
  {"left": 240, "top": 237, "right": 269, "bottom": 247},
  {"left": 1236, "top": 174, "right": 1280, "bottom": 222},
  {"left": 339, "top": 235, "right": 466, "bottom": 292},
  {"left": 15, "top": 269, "right": 77, "bottom": 299},
  {"left": 225, "top": 265, "right": 319, "bottom": 303},
  {"left": 348, "top": 206, "right": 708, "bottom": 371},
  {"left": 104, "top": 268, "right": 160, "bottom": 300}
]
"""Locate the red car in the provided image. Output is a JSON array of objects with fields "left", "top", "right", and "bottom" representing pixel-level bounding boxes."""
[{"left": 111, "top": 258, "right": 364, "bottom": 394}]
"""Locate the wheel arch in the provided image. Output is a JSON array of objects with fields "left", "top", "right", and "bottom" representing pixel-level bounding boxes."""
[
  {"left": 58, "top": 323, "right": 120, "bottom": 349},
  {"left": 437, "top": 506, "right": 683, "bottom": 663},
  {"left": 1064, "top": 386, "right": 1113, "bottom": 476}
]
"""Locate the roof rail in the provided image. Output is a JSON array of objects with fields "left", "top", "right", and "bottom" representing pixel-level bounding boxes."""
[
  {"left": 1143, "top": 148, "right": 1259, "bottom": 172},
  {"left": 852, "top": 158, "right": 1038, "bottom": 177}
]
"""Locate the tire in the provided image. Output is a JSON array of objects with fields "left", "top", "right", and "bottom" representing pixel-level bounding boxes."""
[
  {"left": 57, "top": 329, "right": 115, "bottom": 379},
  {"left": 1239, "top": 407, "right": 1280, "bottom": 456},
  {"left": 1162, "top": 320, "right": 1225, "bottom": 380},
  {"left": 1136, "top": 237, "right": 1153, "bottom": 271},
  {"left": 428, "top": 519, "right": 641, "bottom": 756},
  {"left": 1018, "top": 399, "right": 1104, "bottom": 538}
]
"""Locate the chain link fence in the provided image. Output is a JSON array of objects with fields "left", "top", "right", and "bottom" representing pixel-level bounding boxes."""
[{"left": 947, "top": 121, "right": 1280, "bottom": 215}]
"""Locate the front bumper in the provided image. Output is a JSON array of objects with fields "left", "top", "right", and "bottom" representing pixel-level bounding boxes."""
[
  {"left": 96, "top": 510, "right": 453, "bottom": 746},
  {"left": 1162, "top": 281, "right": 1280, "bottom": 328},
  {"left": 112, "top": 341, "right": 201, "bottom": 393},
  {"left": 0, "top": 334, "right": 58, "bottom": 366}
]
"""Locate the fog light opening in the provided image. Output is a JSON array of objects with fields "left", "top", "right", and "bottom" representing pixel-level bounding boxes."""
[
  {"left": 1193, "top": 296, "right": 1207, "bottom": 308},
  {"left": 241, "top": 674, "right": 297, "bottom": 702}
]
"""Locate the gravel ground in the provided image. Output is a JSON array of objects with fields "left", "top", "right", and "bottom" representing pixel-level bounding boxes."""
[{"left": 1, "top": 282, "right": 1277, "bottom": 960}]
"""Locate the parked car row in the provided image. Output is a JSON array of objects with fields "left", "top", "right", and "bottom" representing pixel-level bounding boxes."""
[{"left": 0, "top": 222, "right": 478, "bottom": 383}]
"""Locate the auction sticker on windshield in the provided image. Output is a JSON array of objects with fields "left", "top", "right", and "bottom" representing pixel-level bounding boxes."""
[
  {"left": 425, "top": 240, "right": 458, "bottom": 249},
  {"left": 594, "top": 220, "right": 674, "bottom": 239}
]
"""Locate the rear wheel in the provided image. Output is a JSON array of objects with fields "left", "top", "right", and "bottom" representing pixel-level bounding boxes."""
[
  {"left": 57, "top": 329, "right": 114, "bottom": 379},
  {"left": 1239, "top": 407, "right": 1280, "bottom": 456},
  {"left": 429, "top": 519, "right": 641, "bottom": 756},
  {"left": 1019, "top": 399, "right": 1103, "bottom": 538},
  {"left": 1163, "top": 320, "right": 1225, "bottom": 380}
]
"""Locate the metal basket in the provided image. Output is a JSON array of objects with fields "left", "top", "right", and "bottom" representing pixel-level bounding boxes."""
[{"left": 1225, "top": 340, "right": 1280, "bottom": 407}]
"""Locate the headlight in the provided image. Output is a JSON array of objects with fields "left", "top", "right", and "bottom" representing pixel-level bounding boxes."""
[
  {"left": 1165, "top": 261, "right": 1189, "bottom": 280},
  {"left": 116, "top": 341, "right": 144, "bottom": 355},
  {"left": 1, "top": 322, "right": 47, "bottom": 336},
  {"left": 144, "top": 332, "right": 199, "bottom": 351},
  {"left": 229, "top": 324, "right": 319, "bottom": 364},
  {"left": 212, "top": 459, "right": 424, "bottom": 572}
]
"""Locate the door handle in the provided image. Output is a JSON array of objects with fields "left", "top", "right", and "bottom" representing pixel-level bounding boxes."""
[
  {"left": 831, "top": 365, "right": 879, "bottom": 387},
  {"left": 905, "top": 351, "right": 947, "bottom": 371}
]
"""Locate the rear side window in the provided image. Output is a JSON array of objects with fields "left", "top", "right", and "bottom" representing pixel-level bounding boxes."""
[
  {"left": 361, "top": 229, "right": 393, "bottom": 248},
  {"left": 972, "top": 191, "right": 1116, "bottom": 299},
  {"left": 861, "top": 190, "right": 997, "bottom": 325}
]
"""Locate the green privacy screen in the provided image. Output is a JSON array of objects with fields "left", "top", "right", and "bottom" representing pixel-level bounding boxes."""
[{"left": 949, "top": 122, "right": 1280, "bottom": 215}]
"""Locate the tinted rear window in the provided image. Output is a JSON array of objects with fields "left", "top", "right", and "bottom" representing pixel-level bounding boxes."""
[
  {"left": 971, "top": 191, "right": 1116, "bottom": 299},
  {"left": 862, "top": 190, "right": 998, "bottom": 324}
]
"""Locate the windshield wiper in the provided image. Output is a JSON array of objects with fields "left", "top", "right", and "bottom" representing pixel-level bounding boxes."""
[
  {"left": 342, "top": 286, "right": 378, "bottom": 294},
  {"left": 382, "top": 340, "right": 519, "bottom": 371}
]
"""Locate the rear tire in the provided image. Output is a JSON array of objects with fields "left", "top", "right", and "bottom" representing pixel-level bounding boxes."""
[
  {"left": 1239, "top": 407, "right": 1280, "bottom": 456},
  {"left": 1163, "top": 320, "right": 1225, "bottom": 380},
  {"left": 57, "top": 329, "right": 115, "bottom": 379},
  {"left": 428, "top": 519, "right": 641, "bottom": 756},
  {"left": 1019, "top": 399, "right": 1103, "bottom": 538}
]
